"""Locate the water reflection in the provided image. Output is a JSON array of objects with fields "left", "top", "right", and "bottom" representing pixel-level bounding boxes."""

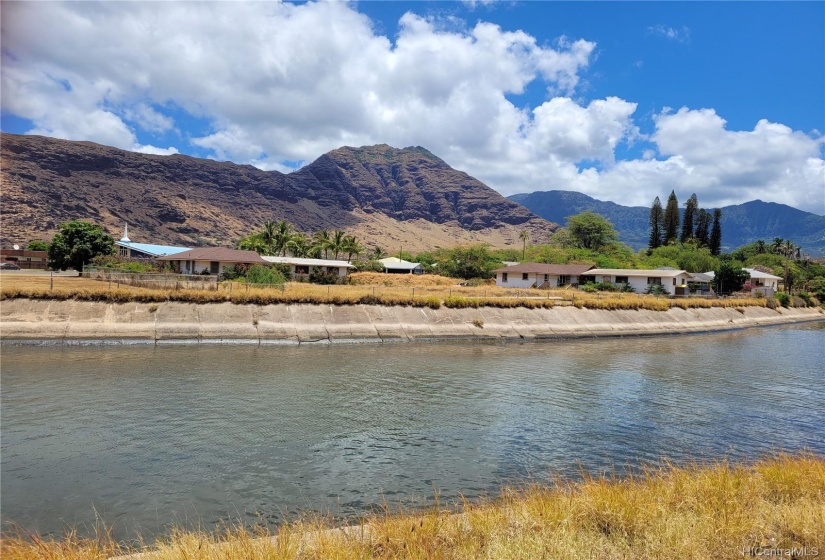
[{"left": 2, "top": 323, "right": 823, "bottom": 539}]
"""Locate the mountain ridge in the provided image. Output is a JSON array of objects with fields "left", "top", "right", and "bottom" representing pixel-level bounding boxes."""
[
  {"left": 0, "top": 133, "right": 556, "bottom": 252},
  {"left": 509, "top": 190, "right": 825, "bottom": 256}
]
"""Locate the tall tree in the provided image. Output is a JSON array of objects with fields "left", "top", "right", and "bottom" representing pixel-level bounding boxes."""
[
  {"left": 648, "top": 196, "right": 664, "bottom": 249},
  {"left": 312, "top": 230, "right": 331, "bottom": 259},
  {"left": 260, "top": 220, "right": 278, "bottom": 254},
  {"left": 567, "top": 211, "right": 618, "bottom": 251},
  {"left": 694, "top": 208, "right": 711, "bottom": 247},
  {"left": 680, "top": 193, "right": 698, "bottom": 243},
  {"left": 663, "top": 191, "right": 680, "bottom": 245},
  {"left": 342, "top": 235, "right": 364, "bottom": 262},
  {"left": 709, "top": 208, "right": 723, "bottom": 256},
  {"left": 519, "top": 230, "right": 530, "bottom": 260},
  {"left": 48, "top": 220, "right": 115, "bottom": 271},
  {"left": 272, "top": 221, "right": 293, "bottom": 256},
  {"left": 328, "top": 230, "right": 347, "bottom": 260}
]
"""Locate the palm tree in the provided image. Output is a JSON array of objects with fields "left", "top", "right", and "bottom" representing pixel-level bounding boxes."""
[
  {"left": 237, "top": 233, "right": 268, "bottom": 254},
  {"left": 342, "top": 235, "right": 364, "bottom": 262},
  {"left": 287, "top": 232, "right": 311, "bottom": 257},
  {"left": 272, "top": 221, "right": 293, "bottom": 257},
  {"left": 370, "top": 246, "right": 385, "bottom": 260},
  {"left": 519, "top": 230, "right": 529, "bottom": 261},
  {"left": 755, "top": 240, "right": 767, "bottom": 254},
  {"left": 771, "top": 237, "right": 784, "bottom": 255},
  {"left": 781, "top": 239, "right": 796, "bottom": 293},
  {"left": 328, "top": 230, "right": 347, "bottom": 260},
  {"left": 312, "top": 230, "right": 331, "bottom": 259},
  {"left": 260, "top": 220, "right": 278, "bottom": 254}
]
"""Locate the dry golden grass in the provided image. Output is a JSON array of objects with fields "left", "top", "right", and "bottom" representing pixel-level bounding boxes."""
[
  {"left": 348, "top": 272, "right": 460, "bottom": 287},
  {"left": 2, "top": 454, "right": 823, "bottom": 560},
  {"left": 1, "top": 273, "right": 773, "bottom": 311}
]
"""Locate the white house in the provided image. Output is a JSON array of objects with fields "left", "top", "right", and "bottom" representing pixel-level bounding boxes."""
[
  {"left": 703, "top": 268, "right": 782, "bottom": 296},
  {"left": 379, "top": 257, "right": 424, "bottom": 274},
  {"left": 114, "top": 225, "right": 191, "bottom": 259},
  {"left": 156, "top": 248, "right": 269, "bottom": 275},
  {"left": 583, "top": 268, "right": 694, "bottom": 295},
  {"left": 493, "top": 263, "right": 594, "bottom": 288},
  {"left": 262, "top": 256, "right": 355, "bottom": 279}
]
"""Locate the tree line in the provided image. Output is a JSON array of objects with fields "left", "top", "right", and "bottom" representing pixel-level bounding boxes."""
[
  {"left": 649, "top": 191, "right": 722, "bottom": 255},
  {"left": 236, "top": 220, "right": 373, "bottom": 261}
]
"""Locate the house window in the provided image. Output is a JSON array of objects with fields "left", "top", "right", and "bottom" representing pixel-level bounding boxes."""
[
  {"left": 119, "top": 246, "right": 129, "bottom": 257},
  {"left": 210, "top": 261, "right": 220, "bottom": 274},
  {"left": 558, "top": 275, "right": 570, "bottom": 285},
  {"left": 502, "top": 273, "right": 508, "bottom": 282},
  {"left": 673, "top": 278, "right": 677, "bottom": 286},
  {"left": 647, "top": 277, "right": 662, "bottom": 285},
  {"left": 615, "top": 276, "right": 629, "bottom": 284},
  {"left": 522, "top": 273, "right": 529, "bottom": 281},
  {"left": 295, "top": 265, "right": 309, "bottom": 274}
]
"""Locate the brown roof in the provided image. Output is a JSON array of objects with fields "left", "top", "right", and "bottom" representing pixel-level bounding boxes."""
[
  {"left": 155, "top": 248, "right": 268, "bottom": 264},
  {"left": 493, "top": 263, "right": 594, "bottom": 275}
]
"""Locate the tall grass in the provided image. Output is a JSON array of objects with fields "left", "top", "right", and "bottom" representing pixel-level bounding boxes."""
[{"left": 2, "top": 454, "right": 822, "bottom": 559}]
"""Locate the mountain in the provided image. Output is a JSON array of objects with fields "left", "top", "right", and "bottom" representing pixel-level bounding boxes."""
[
  {"left": 509, "top": 190, "right": 825, "bottom": 256},
  {"left": 0, "top": 134, "right": 556, "bottom": 252}
]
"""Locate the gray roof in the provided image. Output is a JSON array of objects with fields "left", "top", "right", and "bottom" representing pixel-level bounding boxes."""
[
  {"left": 493, "top": 263, "right": 594, "bottom": 275},
  {"left": 586, "top": 268, "right": 689, "bottom": 277},
  {"left": 155, "top": 248, "right": 269, "bottom": 264},
  {"left": 262, "top": 256, "right": 354, "bottom": 268}
]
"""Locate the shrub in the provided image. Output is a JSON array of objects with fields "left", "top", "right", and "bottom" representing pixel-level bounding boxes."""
[
  {"left": 645, "top": 283, "right": 667, "bottom": 296},
  {"left": 309, "top": 267, "right": 340, "bottom": 285},
  {"left": 797, "top": 291, "right": 813, "bottom": 307},
  {"left": 775, "top": 292, "right": 791, "bottom": 308},
  {"left": 246, "top": 265, "right": 286, "bottom": 286}
]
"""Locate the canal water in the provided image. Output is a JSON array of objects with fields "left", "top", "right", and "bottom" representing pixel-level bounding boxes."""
[{"left": 2, "top": 323, "right": 823, "bottom": 540}]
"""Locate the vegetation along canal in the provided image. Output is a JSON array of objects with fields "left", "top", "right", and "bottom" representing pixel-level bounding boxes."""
[{"left": 2, "top": 323, "right": 823, "bottom": 541}]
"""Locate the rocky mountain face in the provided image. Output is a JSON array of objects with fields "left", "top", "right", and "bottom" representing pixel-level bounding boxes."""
[
  {"left": 510, "top": 190, "right": 825, "bottom": 256},
  {"left": 0, "top": 134, "right": 556, "bottom": 252}
]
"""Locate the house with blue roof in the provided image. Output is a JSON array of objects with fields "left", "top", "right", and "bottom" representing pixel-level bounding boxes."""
[{"left": 115, "top": 225, "right": 191, "bottom": 259}]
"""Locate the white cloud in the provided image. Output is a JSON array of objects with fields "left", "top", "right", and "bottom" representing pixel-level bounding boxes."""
[
  {"left": 132, "top": 144, "right": 179, "bottom": 156},
  {"left": 647, "top": 25, "right": 691, "bottom": 43},
  {"left": 1, "top": 2, "right": 822, "bottom": 214}
]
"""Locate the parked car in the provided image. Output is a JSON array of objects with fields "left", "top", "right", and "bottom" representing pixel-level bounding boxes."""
[{"left": 0, "top": 262, "right": 21, "bottom": 270}]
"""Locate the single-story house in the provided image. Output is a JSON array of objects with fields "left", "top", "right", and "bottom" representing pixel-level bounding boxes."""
[
  {"left": 262, "top": 256, "right": 355, "bottom": 279},
  {"left": 0, "top": 248, "right": 48, "bottom": 269},
  {"left": 115, "top": 226, "right": 191, "bottom": 259},
  {"left": 379, "top": 257, "right": 424, "bottom": 274},
  {"left": 156, "top": 248, "right": 269, "bottom": 275},
  {"left": 582, "top": 268, "right": 694, "bottom": 295},
  {"left": 493, "top": 263, "right": 594, "bottom": 288},
  {"left": 703, "top": 268, "right": 782, "bottom": 296}
]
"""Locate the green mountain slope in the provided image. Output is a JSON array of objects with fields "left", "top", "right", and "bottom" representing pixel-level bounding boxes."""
[{"left": 509, "top": 191, "right": 825, "bottom": 256}]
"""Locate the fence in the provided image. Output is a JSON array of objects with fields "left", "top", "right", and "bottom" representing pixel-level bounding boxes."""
[{"left": 81, "top": 267, "right": 220, "bottom": 291}]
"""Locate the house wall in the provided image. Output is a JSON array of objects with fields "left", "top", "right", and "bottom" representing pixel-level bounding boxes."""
[
  {"left": 496, "top": 272, "right": 536, "bottom": 288},
  {"left": 587, "top": 273, "right": 692, "bottom": 295},
  {"left": 496, "top": 272, "right": 584, "bottom": 288}
]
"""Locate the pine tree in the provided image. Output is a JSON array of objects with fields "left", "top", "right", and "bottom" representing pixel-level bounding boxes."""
[
  {"left": 694, "top": 208, "right": 711, "bottom": 247},
  {"left": 663, "top": 190, "right": 680, "bottom": 245},
  {"left": 709, "top": 208, "right": 723, "bottom": 255},
  {"left": 681, "top": 193, "right": 698, "bottom": 243},
  {"left": 648, "top": 196, "right": 664, "bottom": 249}
]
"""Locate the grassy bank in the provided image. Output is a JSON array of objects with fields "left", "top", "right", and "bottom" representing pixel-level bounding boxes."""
[
  {"left": 2, "top": 455, "right": 823, "bottom": 559},
  {"left": 1, "top": 282, "right": 773, "bottom": 312}
]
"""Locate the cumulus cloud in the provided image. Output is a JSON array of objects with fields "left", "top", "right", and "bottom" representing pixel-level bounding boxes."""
[{"left": 1, "top": 2, "right": 822, "bottom": 213}]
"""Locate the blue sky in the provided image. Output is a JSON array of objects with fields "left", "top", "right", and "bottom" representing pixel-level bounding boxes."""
[{"left": 2, "top": 1, "right": 823, "bottom": 213}]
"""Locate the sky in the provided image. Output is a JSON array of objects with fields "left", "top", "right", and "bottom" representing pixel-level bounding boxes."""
[{"left": 2, "top": 1, "right": 823, "bottom": 214}]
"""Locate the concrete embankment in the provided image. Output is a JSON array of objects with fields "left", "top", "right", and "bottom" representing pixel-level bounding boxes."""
[{"left": 1, "top": 299, "right": 822, "bottom": 344}]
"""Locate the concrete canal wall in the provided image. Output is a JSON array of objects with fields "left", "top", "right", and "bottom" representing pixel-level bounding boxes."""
[{"left": 1, "top": 299, "right": 822, "bottom": 344}]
